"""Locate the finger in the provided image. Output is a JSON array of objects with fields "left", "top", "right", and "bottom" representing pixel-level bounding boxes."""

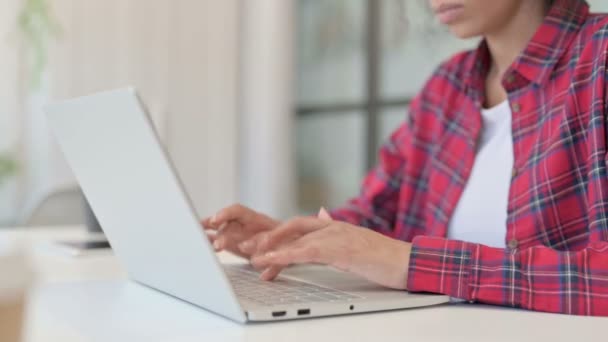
[
  {"left": 214, "top": 222, "right": 246, "bottom": 251},
  {"left": 238, "top": 230, "right": 283, "bottom": 256},
  {"left": 249, "top": 238, "right": 308, "bottom": 270},
  {"left": 237, "top": 232, "right": 264, "bottom": 255},
  {"left": 256, "top": 217, "right": 329, "bottom": 254},
  {"left": 317, "top": 207, "right": 332, "bottom": 221},
  {"left": 252, "top": 245, "right": 322, "bottom": 269},
  {"left": 260, "top": 266, "right": 285, "bottom": 281},
  {"left": 213, "top": 234, "right": 225, "bottom": 251},
  {"left": 213, "top": 233, "right": 249, "bottom": 258},
  {"left": 212, "top": 204, "right": 253, "bottom": 226},
  {"left": 201, "top": 216, "right": 214, "bottom": 229},
  {"left": 206, "top": 232, "right": 217, "bottom": 243},
  {"left": 204, "top": 214, "right": 226, "bottom": 230}
]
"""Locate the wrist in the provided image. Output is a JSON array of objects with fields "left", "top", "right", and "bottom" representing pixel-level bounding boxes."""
[{"left": 387, "top": 239, "right": 412, "bottom": 290}]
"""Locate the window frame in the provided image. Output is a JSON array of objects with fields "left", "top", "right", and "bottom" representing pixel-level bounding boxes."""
[{"left": 295, "top": 0, "right": 413, "bottom": 170}]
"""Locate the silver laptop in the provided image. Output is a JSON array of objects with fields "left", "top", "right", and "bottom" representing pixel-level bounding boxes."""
[{"left": 45, "top": 88, "right": 450, "bottom": 323}]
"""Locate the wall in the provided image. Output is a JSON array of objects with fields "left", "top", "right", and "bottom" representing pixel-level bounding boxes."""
[
  {"left": 239, "top": 0, "right": 296, "bottom": 218},
  {"left": 0, "top": 0, "right": 22, "bottom": 151},
  {"left": 47, "top": 0, "right": 241, "bottom": 217},
  {"left": 0, "top": 0, "right": 24, "bottom": 224}
]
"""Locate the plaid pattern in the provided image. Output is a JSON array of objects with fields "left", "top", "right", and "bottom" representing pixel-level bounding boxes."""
[{"left": 330, "top": 0, "right": 608, "bottom": 316}]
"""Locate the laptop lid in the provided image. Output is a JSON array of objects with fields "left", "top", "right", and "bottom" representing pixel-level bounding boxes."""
[{"left": 45, "top": 88, "right": 246, "bottom": 322}]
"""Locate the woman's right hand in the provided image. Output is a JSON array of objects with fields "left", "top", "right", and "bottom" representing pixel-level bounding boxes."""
[{"left": 202, "top": 204, "right": 280, "bottom": 258}]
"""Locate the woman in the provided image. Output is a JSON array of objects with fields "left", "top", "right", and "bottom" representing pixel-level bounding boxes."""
[{"left": 204, "top": 0, "right": 608, "bottom": 316}]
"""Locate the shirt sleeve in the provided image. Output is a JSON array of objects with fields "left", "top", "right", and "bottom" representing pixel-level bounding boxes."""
[
  {"left": 329, "top": 97, "right": 418, "bottom": 236},
  {"left": 407, "top": 226, "right": 608, "bottom": 316}
]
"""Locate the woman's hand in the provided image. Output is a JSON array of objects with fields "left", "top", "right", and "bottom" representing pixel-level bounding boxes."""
[
  {"left": 248, "top": 215, "right": 412, "bottom": 290},
  {"left": 202, "top": 204, "right": 280, "bottom": 258}
]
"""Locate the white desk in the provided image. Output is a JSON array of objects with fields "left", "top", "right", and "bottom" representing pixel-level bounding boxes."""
[{"left": 3, "top": 227, "right": 605, "bottom": 342}]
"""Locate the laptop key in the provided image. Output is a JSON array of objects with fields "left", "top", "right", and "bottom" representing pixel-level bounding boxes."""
[{"left": 225, "top": 265, "right": 362, "bottom": 306}]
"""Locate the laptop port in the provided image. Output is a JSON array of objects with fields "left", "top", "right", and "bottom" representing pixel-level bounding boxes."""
[
  {"left": 297, "top": 309, "right": 311, "bottom": 316},
  {"left": 272, "top": 311, "right": 287, "bottom": 317}
]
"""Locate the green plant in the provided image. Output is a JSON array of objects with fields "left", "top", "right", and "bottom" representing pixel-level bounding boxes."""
[
  {"left": 17, "top": 0, "right": 61, "bottom": 89},
  {"left": 0, "top": 155, "right": 17, "bottom": 187}
]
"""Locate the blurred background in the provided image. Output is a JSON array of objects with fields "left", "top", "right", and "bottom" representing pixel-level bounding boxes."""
[{"left": 1, "top": 0, "right": 607, "bottom": 229}]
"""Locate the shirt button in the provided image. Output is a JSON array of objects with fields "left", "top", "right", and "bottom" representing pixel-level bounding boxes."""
[
  {"left": 505, "top": 74, "right": 515, "bottom": 83},
  {"left": 511, "top": 103, "right": 521, "bottom": 113},
  {"left": 508, "top": 239, "right": 519, "bottom": 249},
  {"left": 511, "top": 168, "right": 518, "bottom": 178}
]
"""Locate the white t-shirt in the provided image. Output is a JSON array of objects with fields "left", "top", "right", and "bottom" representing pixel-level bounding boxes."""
[{"left": 447, "top": 100, "right": 513, "bottom": 248}]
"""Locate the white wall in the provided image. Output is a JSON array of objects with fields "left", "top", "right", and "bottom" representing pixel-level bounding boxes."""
[
  {"left": 240, "top": 0, "right": 296, "bottom": 218},
  {"left": 0, "top": 0, "right": 25, "bottom": 223},
  {"left": 165, "top": 0, "right": 241, "bottom": 217},
  {"left": 0, "top": 0, "right": 22, "bottom": 151},
  {"left": 47, "top": 0, "right": 241, "bottom": 217}
]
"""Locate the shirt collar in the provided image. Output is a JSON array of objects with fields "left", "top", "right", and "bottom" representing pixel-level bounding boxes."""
[{"left": 464, "top": 0, "right": 590, "bottom": 93}]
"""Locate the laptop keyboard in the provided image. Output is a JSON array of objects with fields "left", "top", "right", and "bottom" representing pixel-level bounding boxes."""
[{"left": 224, "top": 265, "right": 361, "bottom": 307}]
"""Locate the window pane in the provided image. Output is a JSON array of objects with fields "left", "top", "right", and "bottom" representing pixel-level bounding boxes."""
[
  {"left": 380, "top": 0, "right": 478, "bottom": 99},
  {"left": 296, "top": 112, "right": 365, "bottom": 213},
  {"left": 296, "top": 0, "right": 366, "bottom": 106},
  {"left": 589, "top": 0, "right": 608, "bottom": 11}
]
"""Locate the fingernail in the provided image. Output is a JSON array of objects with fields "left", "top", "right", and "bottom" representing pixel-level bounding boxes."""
[
  {"left": 210, "top": 214, "right": 217, "bottom": 224},
  {"left": 213, "top": 239, "right": 222, "bottom": 250},
  {"left": 264, "top": 252, "right": 276, "bottom": 258},
  {"left": 318, "top": 207, "right": 332, "bottom": 220}
]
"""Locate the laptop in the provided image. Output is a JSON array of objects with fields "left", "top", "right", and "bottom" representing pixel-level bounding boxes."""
[{"left": 45, "top": 88, "right": 450, "bottom": 323}]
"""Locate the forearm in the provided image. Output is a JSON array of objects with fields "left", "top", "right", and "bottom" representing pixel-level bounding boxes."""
[{"left": 407, "top": 235, "right": 608, "bottom": 316}]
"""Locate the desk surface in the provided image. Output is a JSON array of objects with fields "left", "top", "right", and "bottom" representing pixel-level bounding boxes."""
[{"left": 2, "top": 227, "right": 605, "bottom": 342}]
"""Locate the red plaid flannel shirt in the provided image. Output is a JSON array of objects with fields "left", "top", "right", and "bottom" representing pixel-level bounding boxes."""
[{"left": 331, "top": 0, "right": 608, "bottom": 316}]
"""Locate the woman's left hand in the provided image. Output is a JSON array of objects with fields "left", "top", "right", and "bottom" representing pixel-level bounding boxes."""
[{"left": 248, "top": 215, "right": 412, "bottom": 290}]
